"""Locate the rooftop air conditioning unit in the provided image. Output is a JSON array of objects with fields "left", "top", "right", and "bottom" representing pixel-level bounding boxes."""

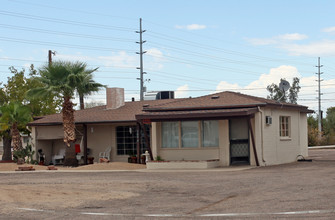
[{"left": 265, "top": 116, "right": 272, "bottom": 125}]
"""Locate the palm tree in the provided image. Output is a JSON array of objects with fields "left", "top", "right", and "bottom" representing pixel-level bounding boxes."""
[
  {"left": 0, "top": 102, "right": 32, "bottom": 160},
  {"left": 27, "top": 61, "right": 86, "bottom": 166},
  {"left": 73, "top": 64, "right": 104, "bottom": 110}
]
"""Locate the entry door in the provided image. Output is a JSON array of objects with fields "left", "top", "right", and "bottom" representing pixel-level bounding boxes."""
[{"left": 229, "top": 118, "right": 250, "bottom": 165}]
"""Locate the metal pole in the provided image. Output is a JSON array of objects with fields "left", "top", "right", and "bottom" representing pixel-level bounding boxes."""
[
  {"left": 316, "top": 57, "right": 323, "bottom": 133},
  {"left": 139, "top": 19, "right": 144, "bottom": 101},
  {"left": 136, "top": 18, "right": 146, "bottom": 101}
]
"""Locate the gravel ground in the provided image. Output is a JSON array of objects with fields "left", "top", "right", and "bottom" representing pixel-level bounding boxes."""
[{"left": 0, "top": 149, "right": 334, "bottom": 219}]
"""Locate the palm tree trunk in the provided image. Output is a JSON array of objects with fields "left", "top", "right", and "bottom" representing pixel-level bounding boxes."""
[
  {"left": 62, "top": 96, "right": 78, "bottom": 167},
  {"left": 79, "top": 94, "right": 85, "bottom": 110},
  {"left": 11, "top": 122, "right": 22, "bottom": 151},
  {"left": 2, "top": 130, "right": 12, "bottom": 161}
]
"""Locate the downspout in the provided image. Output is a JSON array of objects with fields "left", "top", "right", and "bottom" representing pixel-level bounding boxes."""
[{"left": 257, "top": 106, "right": 266, "bottom": 164}]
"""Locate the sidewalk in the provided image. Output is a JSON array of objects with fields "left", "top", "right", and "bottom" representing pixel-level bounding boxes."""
[{"left": 308, "top": 145, "right": 335, "bottom": 149}]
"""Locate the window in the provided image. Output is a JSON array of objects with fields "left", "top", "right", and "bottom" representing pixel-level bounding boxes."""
[
  {"left": 162, "top": 122, "right": 179, "bottom": 148},
  {"left": 202, "top": 120, "right": 219, "bottom": 147},
  {"left": 181, "top": 121, "right": 199, "bottom": 148},
  {"left": 161, "top": 120, "right": 219, "bottom": 148},
  {"left": 279, "top": 116, "right": 290, "bottom": 137},
  {"left": 116, "top": 126, "right": 137, "bottom": 155},
  {"left": 116, "top": 125, "right": 150, "bottom": 155}
]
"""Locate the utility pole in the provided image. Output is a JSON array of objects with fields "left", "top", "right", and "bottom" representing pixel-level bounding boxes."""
[
  {"left": 48, "top": 50, "right": 56, "bottom": 65},
  {"left": 316, "top": 57, "right": 323, "bottom": 133},
  {"left": 136, "top": 18, "right": 146, "bottom": 101}
]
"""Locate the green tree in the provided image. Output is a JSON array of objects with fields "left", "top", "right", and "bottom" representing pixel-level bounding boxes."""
[
  {"left": 2, "top": 65, "right": 62, "bottom": 116},
  {"left": 267, "top": 77, "right": 301, "bottom": 104},
  {"left": 27, "top": 61, "right": 96, "bottom": 166},
  {"left": 323, "top": 107, "right": 335, "bottom": 144},
  {"left": 73, "top": 64, "right": 104, "bottom": 110},
  {"left": 0, "top": 65, "right": 61, "bottom": 161},
  {"left": 0, "top": 102, "right": 32, "bottom": 156}
]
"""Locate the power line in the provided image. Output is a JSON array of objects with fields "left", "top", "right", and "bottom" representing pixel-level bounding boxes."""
[
  {"left": 146, "top": 32, "right": 314, "bottom": 66},
  {"left": 0, "top": 23, "right": 135, "bottom": 42},
  {"left": 9, "top": 0, "right": 137, "bottom": 21},
  {"left": 0, "top": 10, "right": 134, "bottom": 31},
  {"left": 0, "top": 37, "right": 135, "bottom": 52}
]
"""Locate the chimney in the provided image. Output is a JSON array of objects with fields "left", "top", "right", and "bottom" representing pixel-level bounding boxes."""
[{"left": 106, "top": 87, "right": 125, "bottom": 109}]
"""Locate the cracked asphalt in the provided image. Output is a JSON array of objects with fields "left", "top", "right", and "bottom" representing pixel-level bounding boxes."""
[{"left": 1, "top": 149, "right": 335, "bottom": 219}]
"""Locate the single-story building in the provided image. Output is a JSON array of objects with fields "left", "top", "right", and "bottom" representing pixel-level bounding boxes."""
[{"left": 28, "top": 87, "right": 312, "bottom": 167}]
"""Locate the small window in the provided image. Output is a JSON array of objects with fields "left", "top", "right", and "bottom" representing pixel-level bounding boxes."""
[
  {"left": 279, "top": 116, "right": 290, "bottom": 138},
  {"left": 116, "top": 126, "right": 137, "bottom": 155}
]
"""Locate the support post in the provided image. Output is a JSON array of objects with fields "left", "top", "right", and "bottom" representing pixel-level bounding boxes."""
[
  {"left": 248, "top": 117, "right": 259, "bottom": 166},
  {"left": 83, "top": 124, "right": 88, "bottom": 165},
  {"left": 136, "top": 123, "right": 141, "bottom": 164},
  {"left": 140, "top": 122, "right": 154, "bottom": 161}
]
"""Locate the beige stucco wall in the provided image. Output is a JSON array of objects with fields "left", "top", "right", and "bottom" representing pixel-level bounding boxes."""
[
  {"left": 32, "top": 123, "right": 137, "bottom": 164},
  {"left": 257, "top": 107, "right": 308, "bottom": 166},
  {"left": 35, "top": 126, "right": 64, "bottom": 140},
  {"left": 86, "top": 123, "right": 134, "bottom": 163}
]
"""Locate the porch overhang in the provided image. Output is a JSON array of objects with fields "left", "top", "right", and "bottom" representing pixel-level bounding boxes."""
[{"left": 136, "top": 107, "right": 259, "bottom": 122}]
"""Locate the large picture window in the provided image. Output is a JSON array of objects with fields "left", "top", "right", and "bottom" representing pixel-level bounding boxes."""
[
  {"left": 161, "top": 120, "right": 219, "bottom": 148},
  {"left": 279, "top": 116, "right": 290, "bottom": 138},
  {"left": 202, "top": 120, "right": 219, "bottom": 147},
  {"left": 162, "top": 122, "right": 179, "bottom": 148},
  {"left": 181, "top": 121, "right": 199, "bottom": 148}
]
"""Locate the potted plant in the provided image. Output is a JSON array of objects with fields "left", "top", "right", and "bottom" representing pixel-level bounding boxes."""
[{"left": 131, "top": 155, "right": 137, "bottom": 163}]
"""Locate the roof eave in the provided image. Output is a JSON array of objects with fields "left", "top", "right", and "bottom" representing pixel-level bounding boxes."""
[
  {"left": 136, "top": 108, "right": 259, "bottom": 121},
  {"left": 143, "top": 103, "right": 267, "bottom": 112}
]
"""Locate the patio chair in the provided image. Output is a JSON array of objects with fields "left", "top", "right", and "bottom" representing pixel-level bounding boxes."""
[
  {"left": 99, "top": 147, "right": 111, "bottom": 162},
  {"left": 52, "top": 148, "right": 66, "bottom": 165}
]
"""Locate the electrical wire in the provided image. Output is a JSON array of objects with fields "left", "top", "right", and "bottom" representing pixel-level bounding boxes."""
[
  {"left": 0, "top": 23, "right": 135, "bottom": 42},
  {"left": 0, "top": 10, "right": 134, "bottom": 32}
]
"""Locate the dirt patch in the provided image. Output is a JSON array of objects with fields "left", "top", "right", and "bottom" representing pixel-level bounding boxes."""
[{"left": 0, "top": 162, "right": 146, "bottom": 172}]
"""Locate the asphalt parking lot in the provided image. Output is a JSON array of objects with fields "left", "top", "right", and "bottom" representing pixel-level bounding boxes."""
[{"left": 1, "top": 149, "right": 335, "bottom": 219}]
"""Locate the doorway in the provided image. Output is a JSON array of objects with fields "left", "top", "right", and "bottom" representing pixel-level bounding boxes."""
[{"left": 229, "top": 118, "right": 250, "bottom": 165}]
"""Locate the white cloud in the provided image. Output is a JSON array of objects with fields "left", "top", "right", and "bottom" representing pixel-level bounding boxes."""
[
  {"left": 281, "top": 40, "right": 335, "bottom": 56},
  {"left": 277, "top": 33, "right": 308, "bottom": 41},
  {"left": 322, "top": 26, "right": 335, "bottom": 33},
  {"left": 98, "top": 51, "right": 137, "bottom": 68},
  {"left": 54, "top": 53, "right": 95, "bottom": 63},
  {"left": 214, "top": 65, "right": 335, "bottom": 112},
  {"left": 146, "top": 48, "right": 163, "bottom": 61},
  {"left": 216, "top": 65, "right": 301, "bottom": 98},
  {"left": 175, "top": 24, "right": 207, "bottom": 30},
  {"left": 175, "top": 84, "right": 189, "bottom": 98},
  {"left": 247, "top": 33, "right": 308, "bottom": 46}
]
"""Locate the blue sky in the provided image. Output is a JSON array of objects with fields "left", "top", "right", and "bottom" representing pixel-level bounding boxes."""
[{"left": 1, "top": 0, "right": 335, "bottom": 113}]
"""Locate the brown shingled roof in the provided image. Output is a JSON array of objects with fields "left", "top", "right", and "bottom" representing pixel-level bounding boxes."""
[
  {"left": 29, "top": 91, "right": 312, "bottom": 126},
  {"left": 28, "top": 99, "right": 179, "bottom": 126},
  {"left": 142, "top": 91, "right": 309, "bottom": 111}
]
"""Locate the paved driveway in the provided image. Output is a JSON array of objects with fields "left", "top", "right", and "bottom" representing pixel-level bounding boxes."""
[{"left": 1, "top": 149, "right": 335, "bottom": 219}]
